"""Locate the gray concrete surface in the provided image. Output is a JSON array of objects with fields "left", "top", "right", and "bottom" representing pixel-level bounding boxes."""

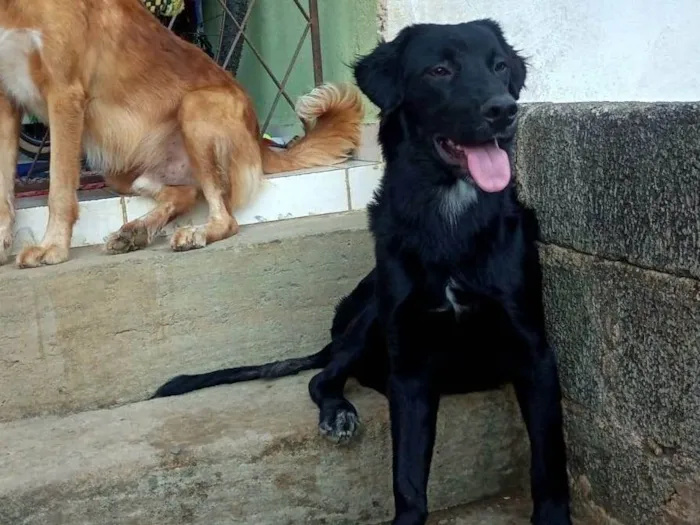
[
  {"left": 0, "top": 372, "right": 528, "bottom": 525},
  {"left": 416, "top": 496, "right": 595, "bottom": 525},
  {"left": 0, "top": 212, "right": 374, "bottom": 421},
  {"left": 517, "top": 102, "right": 700, "bottom": 279},
  {"left": 420, "top": 496, "right": 531, "bottom": 525}
]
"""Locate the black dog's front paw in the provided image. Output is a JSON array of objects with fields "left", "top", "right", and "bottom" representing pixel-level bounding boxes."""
[
  {"left": 532, "top": 500, "right": 572, "bottom": 525},
  {"left": 318, "top": 401, "right": 360, "bottom": 444}
]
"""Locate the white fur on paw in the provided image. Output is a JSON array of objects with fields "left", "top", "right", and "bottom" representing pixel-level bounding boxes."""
[
  {"left": 170, "top": 226, "right": 207, "bottom": 252},
  {"left": 319, "top": 409, "right": 360, "bottom": 445},
  {"left": 16, "top": 243, "right": 69, "bottom": 268}
]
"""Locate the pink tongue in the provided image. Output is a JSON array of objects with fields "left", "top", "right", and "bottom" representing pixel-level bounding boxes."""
[{"left": 462, "top": 143, "right": 511, "bottom": 192}]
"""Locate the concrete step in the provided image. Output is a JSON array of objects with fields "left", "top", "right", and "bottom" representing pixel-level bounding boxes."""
[
  {"left": 0, "top": 212, "right": 374, "bottom": 422},
  {"left": 0, "top": 372, "right": 529, "bottom": 525},
  {"left": 422, "top": 496, "right": 531, "bottom": 524},
  {"left": 418, "top": 496, "right": 594, "bottom": 525}
]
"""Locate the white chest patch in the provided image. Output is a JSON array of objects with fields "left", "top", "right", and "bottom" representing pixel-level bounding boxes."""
[
  {"left": 0, "top": 28, "right": 45, "bottom": 119},
  {"left": 439, "top": 179, "right": 478, "bottom": 224},
  {"left": 445, "top": 279, "right": 469, "bottom": 316},
  {"left": 445, "top": 277, "right": 474, "bottom": 318},
  {"left": 429, "top": 278, "right": 471, "bottom": 318}
]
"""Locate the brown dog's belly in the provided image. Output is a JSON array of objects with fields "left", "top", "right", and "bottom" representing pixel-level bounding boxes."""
[
  {"left": 138, "top": 136, "right": 196, "bottom": 186},
  {"left": 129, "top": 134, "right": 198, "bottom": 196},
  {"left": 83, "top": 106, "right": 198, "bottom": 196}
]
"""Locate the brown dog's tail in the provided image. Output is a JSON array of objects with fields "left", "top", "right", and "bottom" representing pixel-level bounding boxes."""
[{"left": 261, "top": 83, "right": 364, "bottom": 173}]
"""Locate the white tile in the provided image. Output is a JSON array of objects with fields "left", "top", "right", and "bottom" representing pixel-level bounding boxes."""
[
  {"left": 123, "top": 195, "right": 208, "bottom": 238},
  {"left": 123, "top": 195, "right": 156, "bottom": 224},
  {"left": 72, "top": 198, "right": 125, "bottom": 247},
  {"left": 12, "top": 206, "right": 48, "bottom": 254},
  {"left": 12, "top": 197, "right": 124, "bottom": 253},
  {"left": 9, "top": 166, "right": 353, "bottom": 252},
  {"left": 121, "top": 168, "right": 350, "bottom": 233},
  {"left": 341, "top": 159, "right": 378, "bottom": 169},
  {"left": 165, "top": 200, "right": 209, "bottom": 235},
  {"left": 354, "top": 123, "right": 383, "bottom": 162},
  {"left": 236, "top": 169, "right": 349, "bottom": 225},
  {"left": 267, "top": 163, "right": 346, "bottom": 178},
  {"left": 348, "top": 163, "right": 384, "bottom": 210}
]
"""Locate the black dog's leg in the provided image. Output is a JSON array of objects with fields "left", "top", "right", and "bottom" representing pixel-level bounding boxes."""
[
  {"left": 508, "top": 311, "right": 572, "bottom": 525},
  {"left": 514, "top": 350, "right": 571, "bottom": 525},
  {"left": 309, "top": 348, "right": 361, "bottom": 444},
  {"left": 388, "top": 369, "right": 439, "bottom": 525},
  {"left": 387, "top": 313, "right": 443, "bottom": 525},
  {"left": 309, "top": 302, "right": 377, "bottom": 444},
  {"left": 375, "top": 251, "right": 439, "bottom": 525}
]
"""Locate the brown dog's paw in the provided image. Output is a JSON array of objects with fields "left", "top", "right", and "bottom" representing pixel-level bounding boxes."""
[
  {"left": 16, "top": 243, "right": 69, "bottom": 268},
  {"left": 104, "top": 221, "right": 150, "bottom": 255},
  {"left": 170, "top": 226, "right": 207, "bottom": 252}
]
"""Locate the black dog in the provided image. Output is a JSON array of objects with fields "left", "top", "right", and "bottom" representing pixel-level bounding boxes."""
[{"left": 153, "top": 20, "right": 572, "bottom": 525}]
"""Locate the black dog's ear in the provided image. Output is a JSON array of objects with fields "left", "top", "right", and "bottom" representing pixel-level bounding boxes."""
[
  {"left": 474, "top": 19, "right": 528, "bottom": 99},
  {"left": 353, "top": 35, "right": 404, "bottom": 113}
]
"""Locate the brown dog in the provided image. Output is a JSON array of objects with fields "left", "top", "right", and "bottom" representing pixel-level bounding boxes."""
[{"left": 0, "top": 0, "right": 363, "bottom": 268}]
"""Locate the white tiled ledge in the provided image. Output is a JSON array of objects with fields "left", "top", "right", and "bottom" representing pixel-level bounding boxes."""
[{"left": 12, "top": 160, "right": 384, "bottom": 254}]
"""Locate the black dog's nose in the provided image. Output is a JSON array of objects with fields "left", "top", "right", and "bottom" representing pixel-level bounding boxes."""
[{"left": 481, "top": 95, "right": 518, "bottom": 126}]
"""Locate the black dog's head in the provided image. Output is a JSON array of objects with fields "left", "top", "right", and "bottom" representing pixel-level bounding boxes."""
[{"left": 354, "top": 20, "right": 527, "bottom": 193}]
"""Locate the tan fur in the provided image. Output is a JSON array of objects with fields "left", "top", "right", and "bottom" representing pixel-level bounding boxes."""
[{"left": 0, "top": 0, "right": 364, "bottom": 268}]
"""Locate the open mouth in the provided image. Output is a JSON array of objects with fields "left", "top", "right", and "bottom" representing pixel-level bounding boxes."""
[{"left": 434, "top": 136, "right": 512, "bottom": 193}]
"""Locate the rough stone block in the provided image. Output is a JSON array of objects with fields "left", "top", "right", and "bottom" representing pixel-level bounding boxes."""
[
  {"left": 517, "top": 103, "right": 700, "bottom": 278},
  {"left": 540, "top": 244, "right": 700, "bottom": 525}
]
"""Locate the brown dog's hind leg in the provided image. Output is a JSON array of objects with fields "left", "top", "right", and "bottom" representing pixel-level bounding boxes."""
[
  {"left": 170, "top": 88, "right": 262, "bottom": 252},
  {"left": 0, "top": 93, "right": 20, "bottom": 265},
  {"left": 16, "top": 85, "right": 85, "bottom": 268},
  {"left": 104, "top": 181, "right": 199, "bottom": 255}
]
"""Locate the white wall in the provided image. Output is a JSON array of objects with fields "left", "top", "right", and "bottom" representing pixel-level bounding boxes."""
[{"left": 383, "top": 0, "right": 700, "bottom": 102}]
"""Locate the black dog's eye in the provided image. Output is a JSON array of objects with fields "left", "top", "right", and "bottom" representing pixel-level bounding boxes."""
[
  {"left": 429, "top": 66, "right": 452, "bottom": 77},
  {"left": 494, "top": 61, "right": 508, "bottom": 73}
]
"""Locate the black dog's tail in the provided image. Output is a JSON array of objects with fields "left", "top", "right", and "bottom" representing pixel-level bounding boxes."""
[{"left": 151, "top": 344, "right": 332, "bottom": 399}]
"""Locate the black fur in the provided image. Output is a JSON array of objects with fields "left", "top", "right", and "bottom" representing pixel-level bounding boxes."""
[{"left": 153, "top": 20, "right": 571, "bottom": 525}]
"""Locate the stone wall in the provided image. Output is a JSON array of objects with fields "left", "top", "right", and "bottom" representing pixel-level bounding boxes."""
[{"left": 516, "top": 103, "right": 700, "bottom": 525}]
